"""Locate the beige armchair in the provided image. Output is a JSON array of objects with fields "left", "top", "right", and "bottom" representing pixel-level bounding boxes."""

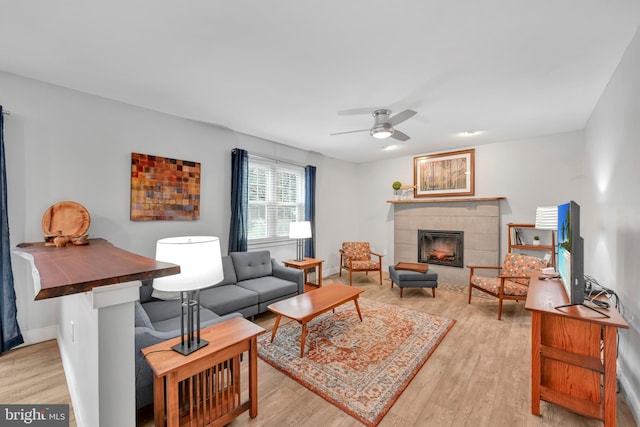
[{"left": 339, "top": 242, "right": 383, "bottom": 286}]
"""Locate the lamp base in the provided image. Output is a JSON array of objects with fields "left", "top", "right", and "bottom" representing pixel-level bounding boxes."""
[
  {"left": 295, "top": 238, "right": 305, "bottom": 262},
  {"left": 172, "top": 338, "right": 209, "bottom": 355}
]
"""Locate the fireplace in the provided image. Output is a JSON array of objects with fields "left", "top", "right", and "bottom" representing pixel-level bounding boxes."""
[{"left": 418, "top": 230, "right": 464, "bottom": 268}]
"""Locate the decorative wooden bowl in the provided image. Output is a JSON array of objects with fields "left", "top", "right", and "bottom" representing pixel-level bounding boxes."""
[{"left": 42, "top": 201, "right": 91, "bottom": 246}]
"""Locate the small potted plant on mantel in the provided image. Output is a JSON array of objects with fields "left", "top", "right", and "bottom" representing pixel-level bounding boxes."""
[
  {"left": 392, "top": 181, "right": 402, "bottom": 200},
  {"left": 533, "top": 235, "right": 541, "bottom": 246}
]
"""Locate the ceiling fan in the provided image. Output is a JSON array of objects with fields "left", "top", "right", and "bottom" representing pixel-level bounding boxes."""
[{"left": 331, "top": 109, "right": 417, "bottom": 141}]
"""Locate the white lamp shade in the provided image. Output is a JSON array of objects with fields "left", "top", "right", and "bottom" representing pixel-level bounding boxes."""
[
  {"left": 153, "top": 236, "right": 224, "bottom": 292},
  {"left": 535, "top": 206, "right": 558, "bottom": 230},
  {"left": 289, "top": 221, "right": 312, "bottom": 239}
]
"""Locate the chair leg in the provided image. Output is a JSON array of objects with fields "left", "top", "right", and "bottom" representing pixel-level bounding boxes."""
[
  {"left": 497, "top": 298, "right": 503, "bottom": 320},
  {"left": 379, "top": 269, "right": 382, "bottom": 285},
  {"left": 400, "top": 288, "right": 403, "bottom": 298},
  {"left": 390, "top": 280, "right": 394, "bottom": 289},
  {"left": 432, "top": 288, "right": 436, "bottom": 298},
  {"left": 468, "top": 285, "right": 473, "bottom": 304},
  {"left": 349, "top": 270, "right": 352, "bottom": 286}
]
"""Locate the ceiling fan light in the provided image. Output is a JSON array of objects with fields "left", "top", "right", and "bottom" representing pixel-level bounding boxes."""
[{"left": 371, "top": 123, "right": 394, "bottom": 139}]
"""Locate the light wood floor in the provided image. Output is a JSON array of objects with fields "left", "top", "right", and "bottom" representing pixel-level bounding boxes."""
[
  {"left": 0, "top": 337, "right": 76, "bottom": 425},
  {"left": 2, "top": 273, "right": 637, "bottom": 427}
]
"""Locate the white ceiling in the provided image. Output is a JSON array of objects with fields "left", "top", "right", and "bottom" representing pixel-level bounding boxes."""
[{"left": 2, "top": 1, "right": 640, "bottom": 163}]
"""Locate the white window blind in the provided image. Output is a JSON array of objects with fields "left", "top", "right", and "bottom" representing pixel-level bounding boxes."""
[{"left": 248, "top": 156, "right": 305, "bottom": 242}]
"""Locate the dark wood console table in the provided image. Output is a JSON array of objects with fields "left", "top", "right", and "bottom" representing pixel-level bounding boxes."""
[
  {"left": 525, "top": 275, "right": 628, "bottom": 426},
  {"left": 13, "top": 238, "right": 178, "bottom": 300}
]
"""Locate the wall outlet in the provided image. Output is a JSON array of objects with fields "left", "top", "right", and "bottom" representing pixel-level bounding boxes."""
[
  {"left": 383, "top": 249, "right": 388, "bottom": 255},
  {"left": 70, "top": 321, "right": 75, "bottom": 343}
]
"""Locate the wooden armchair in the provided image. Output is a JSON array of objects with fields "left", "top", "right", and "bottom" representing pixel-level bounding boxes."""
[
  {"left": 339, "top": 242, "right": 383, "bottom": 286},
  {"left": 467, "top": 253, "right": 547, "bottom": 320}
]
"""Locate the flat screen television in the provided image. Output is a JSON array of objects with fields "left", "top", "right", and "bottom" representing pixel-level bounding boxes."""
[{"left": 557, "top": 201, "right": 584, "bottom": 305}]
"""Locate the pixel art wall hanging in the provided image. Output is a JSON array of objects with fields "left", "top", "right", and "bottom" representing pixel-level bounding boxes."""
[{"left": 130, "top": 152, "right": 200, "bottom": 221}]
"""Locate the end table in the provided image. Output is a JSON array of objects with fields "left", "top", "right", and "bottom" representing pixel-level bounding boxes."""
[
  {"left": 283, "top": 257, "right": 324, "bottom": 287},
  {"left": 141, "top": 317, "right": 265, "bottom": 427}
]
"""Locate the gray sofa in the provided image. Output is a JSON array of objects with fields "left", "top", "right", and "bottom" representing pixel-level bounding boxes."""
[{"left": 135, "top": 250, "right": 304, "bottom": 409}]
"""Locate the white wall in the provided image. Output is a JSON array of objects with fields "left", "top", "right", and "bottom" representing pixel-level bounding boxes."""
[
  {"left": 584, "top": 27, "right": 640, "bottom": 421},
  {"left": 355, "top": 131, "right": 587, "bottom": 273},
  {"left": 0, "top": 70, "right": 357, "bottom": 346}
]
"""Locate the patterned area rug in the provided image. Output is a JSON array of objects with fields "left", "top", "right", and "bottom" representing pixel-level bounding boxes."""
[{"left": 257, "top": 298, "right": 455, "bottom": 426}]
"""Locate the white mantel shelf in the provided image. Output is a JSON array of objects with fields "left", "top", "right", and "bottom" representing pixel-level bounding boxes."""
[{"left": 387, "top": 197, "right": 506, "bottom": 204}]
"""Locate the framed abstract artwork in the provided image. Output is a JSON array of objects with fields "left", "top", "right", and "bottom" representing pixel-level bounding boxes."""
[
  {"left": 414, "top": 149, "right": 475, "bottom": 198},
  {"left": 130, "top": 152, "right": 201, "bottom": 220}
]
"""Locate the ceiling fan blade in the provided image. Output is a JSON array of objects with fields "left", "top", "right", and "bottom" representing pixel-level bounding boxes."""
[
  {"left": 330, "top": 129, "right": 370, "bottom": 136},
  {"left": 387, "top": 109, "right": 417, "bottom": 126},
  {"left": 390, "top": 130, "right": 410, "bottom": 141}
]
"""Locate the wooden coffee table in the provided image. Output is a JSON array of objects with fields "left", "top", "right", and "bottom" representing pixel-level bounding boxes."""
[{"left": 267, "top": 283, "right": 364, "bottom": 357}]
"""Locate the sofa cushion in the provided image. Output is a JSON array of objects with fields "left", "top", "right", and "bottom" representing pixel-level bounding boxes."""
[
  {"left": 216, "top": 255, "right": 238, "bottom": 286},
  {"left": 134, "top": 301, "right": 154, "bottom": 329},
  {"left": 142, "top": 299, "right": 185, "bottom": 324},
  {"left": 236, "top": 276, "right": 298, "bottom": 302},
  {"left": 139, "top": 280, "right": 155, "bottom": 303},
  {"left": 152, "top": 308, "right": 220, "bottom": 333},
  {"left": 230, "top": 251, "right": 272, "bottom": 281},
  {"left": 199, "top": 284, "right": 260, "bottom": 316}
]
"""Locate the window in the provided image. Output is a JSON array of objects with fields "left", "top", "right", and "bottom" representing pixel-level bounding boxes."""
[{"left": 248, "top": 156, "right": 305, "bottom": 242}]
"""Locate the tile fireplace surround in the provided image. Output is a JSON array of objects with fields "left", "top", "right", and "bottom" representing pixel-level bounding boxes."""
[{"left": 392, "top": 199, "right": 502, "bottom": 284}]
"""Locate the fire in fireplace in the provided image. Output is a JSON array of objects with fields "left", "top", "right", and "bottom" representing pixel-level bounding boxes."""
[{"left": 418, "top": 230, "right": 464, "bottom": 268}]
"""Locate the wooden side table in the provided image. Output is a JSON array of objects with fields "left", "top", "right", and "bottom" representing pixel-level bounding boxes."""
[
  {"left": 141, "top": 317, "right": 265, "bottom": 427},
  {"left": 283, "top": 257, "right": 324, "bottom": 287}
]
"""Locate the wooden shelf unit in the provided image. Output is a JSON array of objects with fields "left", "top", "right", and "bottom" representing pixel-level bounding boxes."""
[
  {"left": 525, "top": 275, "right": 628, "bottom": 426},
  {"left": 507, "top": 223, "right": 555, "bottom": 269}
]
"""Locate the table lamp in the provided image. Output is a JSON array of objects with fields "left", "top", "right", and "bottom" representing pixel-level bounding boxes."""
[
  {"left": 153, "top": 236, "right": 224, "bottom": 355},
  {"left": 289, "top": 221, "right": 311, "bottom": 262}
]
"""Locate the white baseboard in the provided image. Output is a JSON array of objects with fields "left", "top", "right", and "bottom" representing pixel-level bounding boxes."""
[
  {"left": 324, "top": 266, "right": 340, "bottom": 277},
  {"left": 14, "top": 325, "right": 57, "bottom": 347},
  {"left": 323, "top": 266, "right": 392, "bottom": 279},
  {"left": 619, "top": 362, "right": 640, "bottom": 426}
]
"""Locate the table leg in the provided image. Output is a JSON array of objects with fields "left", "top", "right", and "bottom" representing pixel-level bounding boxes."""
[
  {"left": 249, "top": 336, "right": 259, "bottom": 418},
  {"left": 300, "top": 321, "right": 308, "bottom": 358},
  {"left": 353, "top": 298, "right": 363, "bottom": 321},
  {"left": 270, "top": 314, "right": 282, "bottom": 342},
  {"left": 603, "top": 325, "right": 617, "bottom": 426},
  {"left": 318, "top": 263, "right": 323, "bottom": 287},
  {"left": 153, "top": 375, "right": 166, "bottom": 427},
  {"left": 531, "top": 312, "right": 541, "bottom": 416}
]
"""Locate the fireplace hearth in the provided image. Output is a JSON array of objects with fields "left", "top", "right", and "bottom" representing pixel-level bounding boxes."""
[{"left": 418, "top": 230, "right": 464, "bottom": 268}]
